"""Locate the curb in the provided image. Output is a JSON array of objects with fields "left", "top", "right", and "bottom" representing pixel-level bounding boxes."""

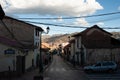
[
  {"left": 43, "top": 59, "right": 53, "bottom": 72},
  {"left": 64, "top": 60, "right": 84, "bottom": 70}
]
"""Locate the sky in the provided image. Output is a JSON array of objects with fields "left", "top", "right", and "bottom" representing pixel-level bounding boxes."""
[{"left": 0, "top": 0, "right": 120, "bottom": 35}]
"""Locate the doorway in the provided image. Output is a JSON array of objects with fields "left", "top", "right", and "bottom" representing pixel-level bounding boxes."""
[{"left": 16, "top": 56, "right": 25, "bottom": 75}]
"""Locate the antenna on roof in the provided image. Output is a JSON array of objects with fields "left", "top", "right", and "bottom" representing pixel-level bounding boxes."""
[{"left": 0, "top": 4, "right": 5, "bottom": 20}]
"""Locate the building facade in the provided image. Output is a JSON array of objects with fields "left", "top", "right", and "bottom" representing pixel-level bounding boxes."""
[
  {"left": 0, "top": 16, "right": 43, "bottom": 75},
  {"left": 68, "top": 25, "right": 120, "bottom": 65}
]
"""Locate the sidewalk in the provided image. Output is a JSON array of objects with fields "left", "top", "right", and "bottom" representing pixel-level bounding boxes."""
[
  {"left": 64, "top": 59, "right": 84, "bottom": 70},
  {"left": 11, "top": 60, "right": 52, "bottom": 80},
  {"left": 13, "top": 68, "right": 39, "bottom": 80}
]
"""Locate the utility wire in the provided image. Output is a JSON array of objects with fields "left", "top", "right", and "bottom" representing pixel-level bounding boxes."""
[
  {"left": 18, "top": 11, "right": 120, "bottom": 20},
  {"left": 23, "top": 15, "right": 120, "bottom": 29},
  {"left": 51, "top": 29, "right": 72, "bottom": 32},
  {"left": 26, "top": 21, "right": 120, "bottom": 29},
  {"left": 42, "top": 16, "right": 120, "bottom": 26},
  {"left": 89, "top": 16, "right": 120, "bottom": 23},
  {"left": 26, "top": 21, "right": 88, "bottom": 28}
]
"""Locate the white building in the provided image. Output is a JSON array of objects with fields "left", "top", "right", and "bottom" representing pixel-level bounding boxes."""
[{"left": 0, "top": 16, "right": 43, "bottom": 74}]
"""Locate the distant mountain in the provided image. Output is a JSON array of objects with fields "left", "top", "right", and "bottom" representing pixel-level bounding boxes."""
[
  {"left": 111, "top": 32, "right": 120, "bottom": 40},
  {"left": 42, "top": 34, "right": 71, "bottom": 49},
  {"left": 42, "top": 32, "right": 120, "bottom": 49},
  {"left": 42, "top": 34, "right": 70, "bottom": 43},
  {"left": 42, "top": 34, "right": 51, "bottom": 41}
]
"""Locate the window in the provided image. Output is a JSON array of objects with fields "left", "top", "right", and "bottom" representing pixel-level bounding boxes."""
[
  {"left": 37, "top": 31, "right": 39, "bottom": 36},
  {"left": 36, "top": 42, "right": 38, "bottom": 47},
  {"left": 37, "top": 42, "right": 39, "bottom": 47},
  {"left": 35, "top": 29, "right": 39, "bottom": 36},
  {"left": 77, "top": 38, "right": 79, "bottom": 48},
  {"left": 95, "top": 63, "right": 101, "bottom": 66},
  {"left": 35, "top": 42, "right": 39, "bottom": 47},
  {"left": 102, "top": 62, "right": 114, "bottom": 66}
]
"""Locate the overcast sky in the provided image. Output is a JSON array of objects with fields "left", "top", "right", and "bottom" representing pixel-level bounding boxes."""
[{"left": 0, "top": 0, "right": 120, "bottom": 35}]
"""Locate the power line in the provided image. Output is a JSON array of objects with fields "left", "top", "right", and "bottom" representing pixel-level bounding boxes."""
[
  {"left": 89, "top": 16, "right": 120, "bottom": 23},
  {"left": 23, "top": 15, "right": 120, "bottom": 29},
  {"left": 26, "top": 21, "right": 88, "bottom": 28},
  {"left": 25, "top": 21, "right": 120, "bottom": 29},
  {"left": 52, "top": 29, "right": 72, "bottom": 32},
  {"left": 18, "top": 11, "right": 120, "bottom": 20},
  {"left": 44, "top": 16, "right": 120, "bottom": 26}
]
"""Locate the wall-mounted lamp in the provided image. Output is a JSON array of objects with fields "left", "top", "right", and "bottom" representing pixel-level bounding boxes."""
[
  {"left": 46, "top": 27, "right": 50, "bottom": 34},
  {"left": 39, "top": 26, "right": 50, "bottom": 74}
]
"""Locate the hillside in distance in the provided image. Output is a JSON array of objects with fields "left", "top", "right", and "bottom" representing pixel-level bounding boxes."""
[
  {"left": 112, "top": 32, "right": 120, "bottom": 39},
  {"left": 42, "top": 34, "right": 72, "bottom": 49},
  {"left": 42, "top": 32, "right": 120, "bottom": 49},
  {"left": 42, "top": 34, "right": 70, "bottom": 43}
]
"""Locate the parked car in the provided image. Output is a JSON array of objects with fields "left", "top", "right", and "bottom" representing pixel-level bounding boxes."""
[{"left": 84, "top": 61, "right": 117, "bottom": 73}]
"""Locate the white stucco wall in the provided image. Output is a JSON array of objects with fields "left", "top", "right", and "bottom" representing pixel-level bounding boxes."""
[
  {"left": 34, "top": 28, "right": 41, "bottom": 67},
  {"left": 70, "top": 43, "right": 75, "bottom": 60},
  {"left": 75, "top": 37, "right": 81, "bottom": 52},
  {"left": 25, "top": 51, "right": 34, "bottom": 70},
  {"left": 0, "top": 43, "right": 17, "bottom": 72}
]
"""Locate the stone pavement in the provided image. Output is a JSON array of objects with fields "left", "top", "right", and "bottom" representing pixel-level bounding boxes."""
[
  {"left": 12, "top": 64, "right": 51, "bottom": 80},
  {"left": 0, "top": 68, "right": 39, "bottom": 80},
  {"left": 10, "top": 59, "right": 53, "bottom": 80},
  {"left": 2, "top": 58, "right": 83, "bottom": 80},
  {"left": 1, "top": 57, "right": 87, "bottom": 80},
  {"left": 43, "top": 55, "right": 89, "bottom": 80},
  {"left": 64, "top": 59, "right": 84, "bottom": 70},
  {"left": 11, "top": 68, "right": 39, "bottom": 80}
]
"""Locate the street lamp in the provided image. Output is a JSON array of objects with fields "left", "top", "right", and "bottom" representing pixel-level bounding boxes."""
[
  {"left": 46, "top": 27, "right": 50, "bottom": 34},
  {"left": 39, "top": 27, "right": 50, "bottom": 73}
]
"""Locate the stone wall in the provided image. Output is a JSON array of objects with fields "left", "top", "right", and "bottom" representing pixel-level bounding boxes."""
[{"left": 85, "top": 48, "right": 120, "bottom": 65}]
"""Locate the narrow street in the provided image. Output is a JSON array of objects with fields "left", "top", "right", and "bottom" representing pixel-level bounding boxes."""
[{"left": 43, "top": 55, "right": 88, "bottom": 80}]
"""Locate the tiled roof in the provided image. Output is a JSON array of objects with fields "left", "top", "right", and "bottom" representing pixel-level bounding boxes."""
[
  {"left": 0, "top": 36, "right": 21, "bottom": 48},
  {"left": 0, "top": 16, "right": 44, "bottom": 49},
  {"left": 72, "top": 25, "right": 112, "bottom": 37},
  {"left": 41, "top": 43, "right": 50, "bottom": 51},
  {"left": 72, "top": 25, "right": 120, "bottom": 49},
  {"left": 69, "top": 39, "right": 75, "bottom": 43},
  {"left": 5, "top": 16, "right": 44, "bottom": 31},
  {"left": 63, "top": 43, "right": 71, "bottom": 49}
]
